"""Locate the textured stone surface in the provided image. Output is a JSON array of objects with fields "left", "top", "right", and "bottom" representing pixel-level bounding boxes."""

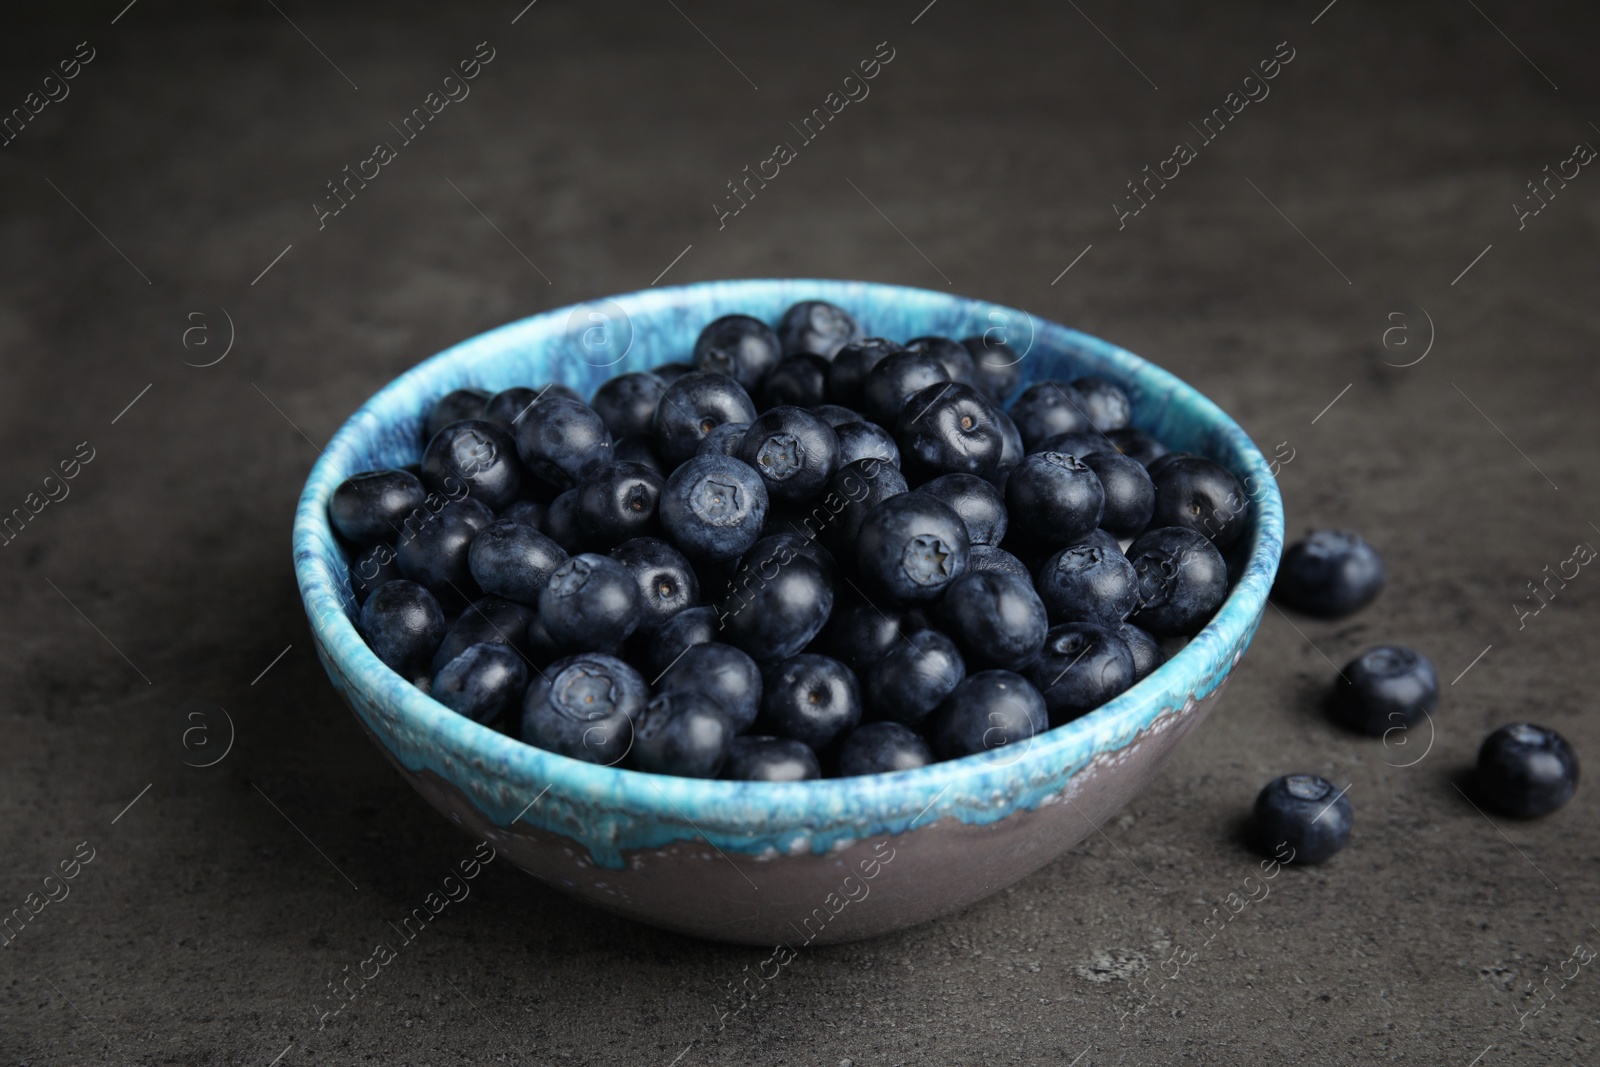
[{"left": 3, "top": 2, "right": 1598, "bottom": 1064}]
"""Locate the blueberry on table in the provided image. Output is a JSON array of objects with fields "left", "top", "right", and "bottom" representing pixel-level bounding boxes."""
[
  {"left": 1037, "top": 532, "right": 1140, "bottom": 627},
  {"left": 936, "top": 570, "right": 1048, "bottom": 671},
  {"left": 520, "top": 653, "right": 646, "bottom": 765},
  {"left": 482, "top": 387, "right": 543, "bottom": 431},
  {"left": 426, "top": 388, "right": 488, "bottom": 441},
  {"left": 1117, "top": 622, "right": 1165, "bottom": 682},
  {"left": 864, "top": 629, "right": 966, "bottom": 726},
  {"left": 828, "top": 338, "right": 903, "bottom": 409},
  {"left": 897, "top": 381, "right": 1006, "bottom": 480},
  {"left": 1105, "top": 427, "right": 1168, "bottom": 469},
  {"left": 1028, "top": 622, "right": 1135, "bottom": 724},
  {"left": 348, "top": 541, "right": 403, "bottom": 604},
  {"left": 758, "top": 353, "right": 830, "bottom": 410},
  {"left": 715, "top": 553, "right": 834, "bottom": 661},
  {"left": 537, "top": 553, "right": 641, "bottom": 652},
  {"left": 360, "top": 579, "right": 447, "bottom": 677},
  {"left": 834, "top": 420, "right": 901, "bottom": 468},
  {"left": 856, "top": 494, "right": 971, "bottom": 604},
  {"left": 835, "top": 722, "right": 935, "bottom": 777},
  {"left": 1476, "top": 723, "right": 1579, "bottom": 818},
  {"left": 659, "top": 454, "right": 770, "bottom": 562},
  {"left": 1070, "top": 377, "right": 1131, "bottom": 432},
  {"left": 1275, "top": 530, "right": 1385, "bottom": 618},
  {"left": 655, "top": 641, "right": 763, "bottom": 732},
  {"left": 632, "top": 689, "right": 735, "bottom": 778},
  {"left": 1081, "top": 449, "right": 1155, "bottom": 539},
  {"left": 930, "top": 670, "right": 1048, "bottom": 761},
  {"left": 916, "top": 474, "right": 1007, "bottom": 546},
  {"left": 1150, "top": 456, "right": 1247, "bottom": 550},
  {"left": 723, "top": 736, "right": 823, "bottom": 781},
  {"left": 693, "top": 314, "right": 783, "bottom": 390},
  {"left": 653, "top": 371, "right": 759, "bottom": 466},
  {"left": 1253, "top": 774, "right": 1352, "bottom": 864},
  {"left": 1126, "top": 526, "right": 1229, "bottom": 637},
  {"left": 429, "top": 595, "right": 537, "bottom": 675},
  {"left": 1004, "top": 452, "right": 1105, "bottom": 547},
  {"left": 330, "top": 469, "right": 428, "bottom": 545},
  {"left": 736, "top": 406, "right": 841, "bottom": 502},
  {"left": 610, "top": 536, "right": 699, "bottom": 636},
  {"left": 1007, "top": 381, "right": 1093, "bottom": 451},
  {"left": 590, "top": 372, "right": 667, "bottom": 440},
  {"left": 825, "top": 458, "right": 908, "bottom": 551},
  {"left": 777, "top": 299, "right": 862, "bottom": 359},
  {"left": 906, "top": 335, "right": 976, "bottom": 384},
  {"left": 697, "top": 422, "right": 749, "bottom": 458},
  {"left": 861, "top": 350, "right": 951, "bottom": 429},
  {"left": 432, "top": 642, "right": 529, "bottom": 725},
  {"left": 967, "top": 544, "right": 1032, "bottom": 581},
  {"left": 575, "top": 461, "right": 664, "bottom": 547},
  {"left": 961, "top": 336, "right": 1023, "bottom": 404},
  {"left": 395, "top": 499, "right": 493, "bottom": 605},
  {"left": 1331, "top": 645, "right": 1438, "bottom": 736},
  {"left": 513, "top": 396, "right": 614, "bottom": 490},
  {"left": 646, "top": 605, "right": 720, "bottom": 677},
  {"left": 467, "top": 519, "right": 567, "bottom": 605},
  {"left": 758, "top": 653, "right": 862, "bottom": 750}
]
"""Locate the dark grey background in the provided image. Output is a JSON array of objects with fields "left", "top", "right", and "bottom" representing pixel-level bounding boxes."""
[{"left": 5, "top": 1, "right": 1599, "bottom": 1063}]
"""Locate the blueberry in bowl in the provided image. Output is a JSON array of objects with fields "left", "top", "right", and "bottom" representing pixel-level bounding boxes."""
[{"left": 294, "top": 279, "right": 1283, "bottom": 945}]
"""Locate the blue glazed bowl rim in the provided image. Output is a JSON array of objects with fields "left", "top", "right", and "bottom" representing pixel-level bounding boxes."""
[{"left": 293, "top": 278, "right": 1284, "bottom": 840}]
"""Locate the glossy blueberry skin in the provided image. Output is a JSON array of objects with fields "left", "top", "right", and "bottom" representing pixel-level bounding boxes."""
[
  {"left": 856, "top": 493, "right": 971, "bottom": 604},
  {"left": 917, "top": 474, "right": 1007, "bottom": 546},
  {"left": 1004, "top": 452, "right": 1106, "bottom": 547},
  {"left": 961, "top": 336, "right": 1023, "bottom": 404},
  {"left": 646, "top": 605, "right": 720, "bottom": 677},
  {"left": 331, "top": 469, "right": 428, "bottom": 545},
  {"left": 1106, "top": 427, "right": 1168, "bottom": 468},
  {"left": 422, "top": 419, "right": 524, "bottom": 512},
  {"left": 1476, "top": 723, "right": 1580, "bottom": 818},
  {"left": 1145, "top": 451, "right": 1192, "bottom": 480},
  {"left": 1037, "top": 533, "right": 1140, "bottom": 627},
  {"left": 693, "top": 314, "right": 783, "bottom": 391},
  {"left": 1331, "top": 645, "right": 1438, "bottom": 736},
  {"left": 481, "top": 386, "right": 539, "bottom": 432},
  {"left": 499, "top": 498, "right": 548, "bottom": 526},
  {"left": 425, "top": 388, "right": 488, "bottom": 441},
  {"left": 432, "top": 642, "right": 529, "bottom": 725},
  {"left": 1151, "top": 456, "right": 1247, "bottom": 550},
  {"left": 835, "top": 722, "right": 935, "bottom": 777},
  {"left": 656, "top": 641, "right": 763, "bottom": 732},
  {"left": 812, "top": 404, "right": 865, "bottom": 427},
  {"left": 514, "top": 396, "right": 614, "bottom": 491},
  {"left": 906, "top": 335, "right": 975, "bottom": 384},
  {"left": 715, "top": 553, "right": 834, "bottom": 662},
  {"left": 826, "top": 458, "right": 909, "bottom": 552},
  {"left": 467, "top": 519, "right": 567, "bottom": 606},
  {"left": 967, "top": 544, "right": 1031, "bottom": 581},
  {"left": 1127, "top": 526, "right": 1229, "bottom": 637},
  {"left": 815, "top": 600, "right": 907, "bottom": 673},
  {"left": 862, "top": 350, "right": 951, "bottom": 429},
  {"left": 520, "top": 652, "right": 646, "bottom": 766},
  {"left": 1117, "top": 621, "right": 1166, "bottom": 682},
  {"left": 632, "top": 689, "right": 735, "bottom": 778},
  {"left": 1008, "top": 380, "right": 1093, "bottom": 451},
  {"left": 613, "top": 434, "right": 665, "bottom": 474},
  {"left": 827, "top": 338, "right": 903, "bottom": 409},
  {"left": 575, "top": 461, "right": 664, "bottom": 548},
  {"left": 1071, "top": 377, "right": 1131, "bottom": 432},
  {"left": 541, "top": 489, "right": 584, "bottom": 553},
  {"left": 590, "top": 372, "right": 666, "bottom": 440},
  {"left": 722, "top": 736, "right": 822, "bottom": 782},
  {"left": 1253, "top": 774, "right": 1352, "bottom": 865},
  {"left": 834, "top": 420, "right": 901, "bottom": 469},
  {"left": 777, "top": 299, "right": 862, "bottom": 359},
  {"left": 610, "top": 536, "right": 699, "bottom": 636},
  {"left": 759, "top": 654, "right": 862, "bottom": 750},
  {"left": 930, "top": 670, "right": 1048, "bottom": 761},
  {"left": 741, "top": 532, "right": 838, "bottom": 592},
  {"left": 989, "top": 409, "right": 1025, "bottom": 489},
  {"left": 697, "top": 422, "right": 748, "bottom": 458},
  {"left": 360, "top": 579, "right": 447, "bottom": 677},
  {"left": 896, "top": 381, "right": 1006, "bottom": 480},
  {"left": 937, "top": 570, "right": 1048, "bottom": 671},
  {"left": 431, "top": 595, "right": 536, "bottom": 675},
  {"left": 1081, "top": 449, "right": 1155, "bottom": 538},
  {"left": 864, "top": 629, "right": 966, "bottom": 726},
  {"left": 395, "top": 498, "right": 494, "bottom": 604},
  {"left": 1028, "top": 622, "right": 1135, "bottom": 725},
  {"left": 652, "top": 361, "right": 695, "bottom": 385},
  {"left": 659, "top": 453, "right": 770, "bottom": 562},
  {"left": 1275, "top": 530, "right": 1385, "bottom": 618},
  {"left": 1032, "top": 431, "right": 1107, "bottom": 458},
  {"left": 349, "top": 541, "right": 403, "bottom": 604},
  {"left": 758, "top": 353, "right": 830, "bottom": 410},
  {"left": 736, "top": 406, "right": 841, "bottom": 502},
  {"left": 537, "top": 553, "right": 641, "bottom": 652},
  {"left": 653, "top": 371, "right": 759, "bottom": 466}
]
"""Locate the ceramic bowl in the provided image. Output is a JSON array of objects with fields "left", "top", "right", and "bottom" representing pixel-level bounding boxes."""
[{"left": 293, "top": 279, "right": 1284, "bottom": 946}]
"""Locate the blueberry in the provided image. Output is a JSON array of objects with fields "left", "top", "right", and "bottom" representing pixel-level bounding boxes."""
[
  {"left": 1037, "top": 532, "right": 1140, "bottom": 627},
  {"left": 1145, "top": 451, "right": 1192, "bottom": 480},
  {"left": 722, "top": 736, "right": 822, "bottom": 781},
  {"left": 652, "top": 361, "right": 695, "bottom": 385},
  {"left": 815, "top": 599, "right": 908, "bottom": 673},
  {"left": 609, "top": 536, "right": 699, "bottom": 635},
  {"left": 741, "top": 532, "right": 838, "bottom": 589},
  {"left": 613, "top": 433, "right": 665, "bottom": 473},
  {"left": 967, "top": 544, "right": 1032, "bottom": 581},
  {"left": 430, "top": 595, "right": 537, "bottom": 675},
  {"left": 541, "top": 489, "right": 584, "bottom": 553},
  {"left": 590, "top": 372, "right": 666, "bottom": 440},
  {"left": 426, "top": 388, "right": 488, "bottom": 440},
  {"left": 736, "top": 406, "right": 841, "bottom": 502},
  {"left": 896, "top": 381, "right": 1005, "bottom": 480},
  {"left": 514, "top": 396, "right": 614, "bottom": 490},
  {"left": 916, "top": 473, "right": 1007, "bottom": 546},
  {"left": 659, "top": 454, "right": 770, "bottom": 561},
  {"left": 827, "top": 338, "right": 903, "bottom": 409},
  {"left": 395, "top": 498, "right": 494, "bottom": 604},
  {"left": 538, "top": 553, "right": 641, "bottom": 652},
  {"left": 1331, "top": 645, "right": 1438, "bottom": 736},
  {"left": 1070, "top": 377, "right": 1131, "bottom": 432},
  {"left": 497, "top": 499, "right": 548, "bottom": 528},
  {"left": 1252, "top": 774, "right": 1351, "bottom": 865},
  {"left": 331, "top": 469, "right": 428, "bottom": 545},
  {"left": 864, "top": 629, "right": 965, "bottom": 726},
  {"left": 1105, "top": 427, "right": 1168, "bottom": 468},
  {"left": 906, "top": 335, "right": 975, "bottom": 384},
  {"left": 575, "top": 461, "right": 664, "bottom": 547},
  {"left": 834, "top": 420, "right": 901, "bottom": 468},
  {"left": 777, "top": 300, "right": 862, "bottom": 358},
  {"left": 936, "top": 570, "right": 1048, "bottom": 671},
  {"left": 653, "top": 371, "right": 759, "bottom": 466},
  {"left": 961, "top": 336, "right": 1023, "bottom": 404},
  {"left": 632, "top": 689, "right": 736, "bottom": 778},
  {"left": 856, "top": 494, "right": 971, "bottom": 604},
  {"left": 825, "top": 457, "right": 909, "bottom": 552},
  {"left": 989, "top": 409, "right": 1025, "bottom": 488},
  {"left": 422, "top": 419, "right": 524, "bottom": 511},
  {"left": 835, "top": 722, "right": 935, "bottom": 776},
  {"left": 467, "top": 519, "right": 567, "bottom": 605},
  {"left": 432, "top": 642, "right": 529, "bottom": 725},
  {"left": 1126, "top": 526, "right": 1229, "bottom": 637},
  {"left": 715, "top": 553, "right": 834, "bottom": 661},
  {"left": 656, "top": 641, "right": 763, "bottom": 731},
  {"left": 812, "top": 404, "right": 866, "bottom": 427},
  {"left": 1081, "top": 450, "right": 1155, "bottom": 538},
  {"left": 520, "top": 652, "right": 646, "bottom": 765},
  {"left": 1151, "top": 456, "right": 1247, "bottom": 550},
  {"left": 348, "top": 541, "right": 403, "bottom": 604},
  {"left": 693, "top": 314, "right": 783, "bottom": 390},
  {"left": 758, "top": 654, "right": 862, "bottom": 749},
  {"left": 1028, "top": 622, "right": 1135, "bottom": 724},
  {"left": 1476, "top": 723, "right": 1579, "bottom": 818},
  {"left": 861, "top": 351, "right": 951, "bottom": 428},
  {"left": 1004, "top": 452, "right": 1105, "bottom": 547},
  {"left": 646, "top": 605, "right": 720, "bottom": 677},
  {"left": 360, "top": 580, "right": 447, "bottom": 677},
  {"left": 1275, "top": 530, "right": 1385, "bottom": 618},
  {"left": 697, "top": 422, "right": 749, "bottom": 458},
  {"left": 1032, "top": 431, "right": 1107, "bottom": 458},
  {"left": 930, "top": 670, "right": 1048, "bottom": 761},
  {"left": 758, "top": 353, "right": 830, "bottom": 409},
  {"left": 482, "top": 387, "right": 543, "bottom": 431},
  {"left": 1008, "top": 381, "right": 1093, "bottom": 450},
  {"left": 1117, "top": 621, "right": 1165, "bottom": 682}
]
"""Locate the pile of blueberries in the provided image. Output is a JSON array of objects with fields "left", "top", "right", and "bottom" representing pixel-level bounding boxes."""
[{"left": 330, "top": 299, "right": 1251, "bottom": 782}]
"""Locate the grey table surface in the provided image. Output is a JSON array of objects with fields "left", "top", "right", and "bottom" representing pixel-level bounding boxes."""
[{"left": 5, "top": 2, "right": 1599, "bottom": 1064}]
